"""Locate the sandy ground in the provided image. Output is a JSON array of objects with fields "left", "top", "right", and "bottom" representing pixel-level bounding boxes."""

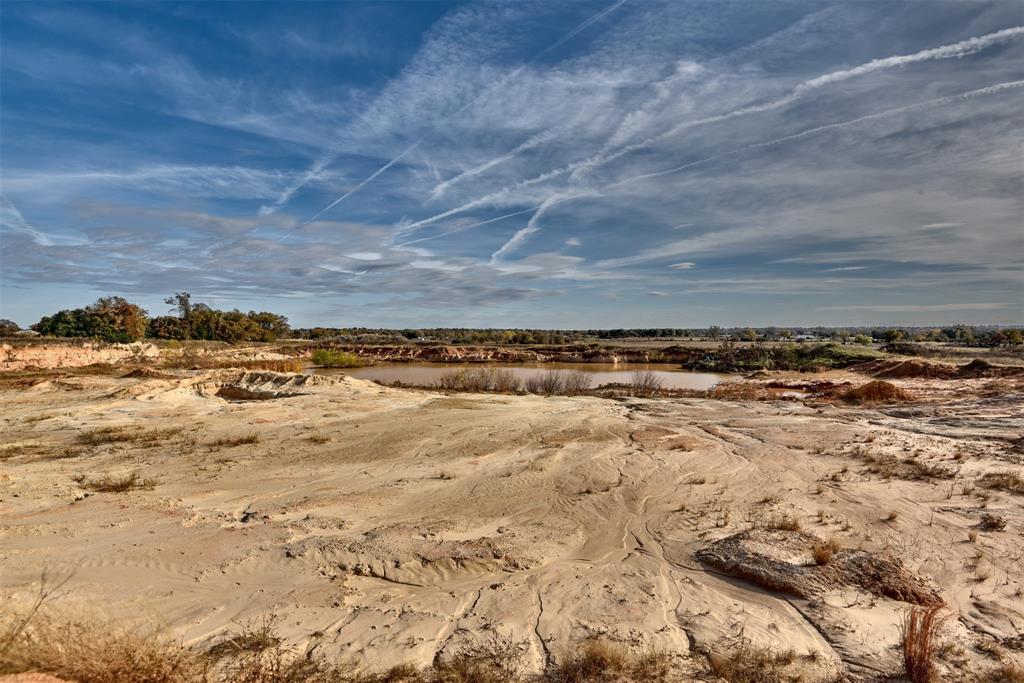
[{"left": 2, "top": 368, "right": 1023, "bottom": 680}]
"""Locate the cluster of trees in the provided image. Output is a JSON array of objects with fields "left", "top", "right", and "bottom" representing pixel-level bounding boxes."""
[
  {"left": 29, "top": 293, "right": 290, "bottom": 343},
  {"left": 293, "top": 327, "right": 573, "bottom": 345}
]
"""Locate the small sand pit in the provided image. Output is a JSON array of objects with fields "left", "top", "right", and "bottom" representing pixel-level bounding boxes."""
[{"left": 840, "top": 379, "right": 914, "bottom": 404}]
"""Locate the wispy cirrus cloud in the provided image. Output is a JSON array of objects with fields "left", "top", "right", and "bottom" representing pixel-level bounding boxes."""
[{"left": 3, "top": 1, "right": 1022, "bottom": 326}]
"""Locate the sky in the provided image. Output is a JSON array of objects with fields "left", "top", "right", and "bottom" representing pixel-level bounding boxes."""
[{"left": 1, "top": 0, "right": 1022, "bottom": 329}]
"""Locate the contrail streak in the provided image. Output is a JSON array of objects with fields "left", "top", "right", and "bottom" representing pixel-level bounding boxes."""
[
  {"left": 394, "top": 206, "right": 539, "bottom": 248},
  {"left": 592, "top": 80, "right": 1024, "bottom": 268},
  {"left": 489, "top": 196, "right": 562, "bottom": 263},
  {"left": 299, "top": 0, "right": 629, "bottom": 227},
  {"left": 608, "top": 80, "right": 1024, "bottom": 189},
  {"left": 571, "top": 25, "right": 1024, "bottom": 179},
  {"left": 429, "top": 129, "right": 559, "bottom": 199},
  {"left": 397, "top": 25, "right": 1024, "bottom": 235}
]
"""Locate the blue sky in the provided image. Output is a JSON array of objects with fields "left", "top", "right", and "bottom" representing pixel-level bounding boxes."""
[{"left": 1, "top": 1, "right": 1022, "bottom": 328}]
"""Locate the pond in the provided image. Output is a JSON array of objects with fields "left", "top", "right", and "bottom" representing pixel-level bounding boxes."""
[{"left": 314, "top": 362, "right": 732, "bottom": 391}]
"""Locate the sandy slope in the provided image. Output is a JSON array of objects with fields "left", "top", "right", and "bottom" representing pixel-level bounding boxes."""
[{"left": 1, "top": 370, "right": 1022, "bottom": 679}]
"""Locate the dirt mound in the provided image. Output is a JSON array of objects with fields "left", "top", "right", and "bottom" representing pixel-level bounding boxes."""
[
  {"left": 863, "top": 359, "right": 956, "bottom": 379},
  {"left": 696, "top": 529, "right": 942, "bottom": 606},
  {"left": 841, "top": 380, "right": 914, "bottom": 404},
  {"left": 955, "top": 359, "right": 1024, "bottom": 378},
  {"left": 120, "top": 367, "right": 176, "bottom": 380}
]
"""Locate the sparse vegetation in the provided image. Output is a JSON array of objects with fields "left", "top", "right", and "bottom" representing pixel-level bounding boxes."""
[
  {"left": 79, "top": 425, "right": 183, "bottom": 447},
  {"left": 709, "top": 644, "right": 799, "bottom": 683},
  {"left": 0, "top": 606, "right": 680, "bottom": 683},
  {"left": 311, "top": 349, "right": 364, "bottom": 368},
  {"left": 978, "top": 471, "right": 1024, "bottom": 495}
]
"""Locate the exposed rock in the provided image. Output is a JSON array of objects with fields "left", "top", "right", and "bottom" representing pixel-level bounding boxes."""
[
  {"left": 1, "top": 341, "right": 159, "bottom": 371},
  {"left": 696, "top": 529, "right": 943, "bottom": 606}
]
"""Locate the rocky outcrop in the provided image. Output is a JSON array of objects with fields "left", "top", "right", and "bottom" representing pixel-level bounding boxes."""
[
  {"left": 1, "top": 341, "right": 159, "bottom": 371},
  {"left": 696, "top": 529, "right": 942, "bottom": 606}
]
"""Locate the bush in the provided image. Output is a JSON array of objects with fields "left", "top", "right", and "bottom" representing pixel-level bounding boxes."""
[
  {"left": 311, "top": 349, "right": 364, "bottom": 368},
  {"left": 631, "top": 371, "right": 663, "bottom": 397},
  {"left": 436, "top": 368, "right": 522, "bottom": 393}
]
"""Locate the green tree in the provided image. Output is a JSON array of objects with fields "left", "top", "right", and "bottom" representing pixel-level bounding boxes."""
[
  {"left": 883, "top": 328, "right": 905, "bottom": 343},
  {"left": 32, "top": 297, "right": 148, "bottom": 342}
]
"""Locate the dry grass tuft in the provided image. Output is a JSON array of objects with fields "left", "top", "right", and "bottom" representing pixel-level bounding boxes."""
[
  {"left": 79, "top": 425, "right": 182, "bottom": 447},
  {"left": 208, "top": 433, "right": 260, "bottom": 448},
  {"left": 901, "top": 605, "right": 948, "bottom": 683},
  {"left": 709, "top": 645, "right": 798, "bottom": 683},
  {"left": 74, "top": 471, "right": 158, "bottom": 493}
]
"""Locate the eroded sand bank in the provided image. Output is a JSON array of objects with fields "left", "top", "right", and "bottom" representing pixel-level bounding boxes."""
[{"left": 2, "top": 369, "right": 1022, "bottom": 679}]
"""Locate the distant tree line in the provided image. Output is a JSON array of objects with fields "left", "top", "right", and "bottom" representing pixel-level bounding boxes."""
[
  {"left": 290, "top": 325, "right": 1022, "bottom": 347},
  {"left": 13, "top": 298, "right": 1021, "bottom": 348},
  {"left": 28, "top": 292, "right": 290, "bottom": 343}
]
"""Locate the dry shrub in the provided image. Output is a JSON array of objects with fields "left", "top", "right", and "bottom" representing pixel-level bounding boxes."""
[
  {"left": 978, "top": 471, "right": 1024, "bottom": 495},
  {"left": 436, "top": 368, "right": 522, "bottom": 393},
  {"left": 525, "top": 371, "right": 567, "bottom": 395},
  {"left": 75, "top": 471, "right": 157, "bottom": 492},
  {"left": 709, "top": 645, "right": 798, "bottom": 683},
  {"left": 978, "top": 513, "right": 1007, "bottom": 532},
  {"left": 551, "top": 639, "right": 627, "bottom": 682},
  {"left": 630, "top": 371, "right": 664, "bottom": 397},
  {"left": 811, "top": 538, "right": 841, "bottom": 565},
  {"left": 435, "top": 632, "right": 526, "bottom": 682},
  {"left": 840, "top": 380, "right": 913, "bottom": 404},
  {"left": 759, "top": 513, "right": 802, "bottom": 532},
  {"left": 0, "top": 607, "right": 207, "bottom": 682},
  {"left": 901, "top": 605, "right": 948, "bottom": 683},
  {"left": 559, "top": 370, "right": 593, "bottom": 396},
  {"left": 992, "top": 661, "right": 1024, "bottom": 683}
]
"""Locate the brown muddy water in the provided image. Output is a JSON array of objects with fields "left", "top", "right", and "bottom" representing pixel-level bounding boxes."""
[{"left": 314, "top": 362, "right": 733, "bottom": 390}]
